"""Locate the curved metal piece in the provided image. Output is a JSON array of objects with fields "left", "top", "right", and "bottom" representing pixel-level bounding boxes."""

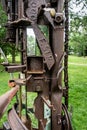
[
  {"left": 62, "top": 104, "right": 73, "bottom": 130},
  {"left": 8, "top": 104, "right": 29, "bottom": 130}
]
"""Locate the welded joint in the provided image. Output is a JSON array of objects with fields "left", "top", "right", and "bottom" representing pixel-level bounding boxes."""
[{"left": 41, "top": 96, "right": 56, "bottom": 111}]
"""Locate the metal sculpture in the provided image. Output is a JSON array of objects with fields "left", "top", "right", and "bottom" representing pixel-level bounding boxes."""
[{"left": 0, "top": 0, "right": 73, "bottom": 130}]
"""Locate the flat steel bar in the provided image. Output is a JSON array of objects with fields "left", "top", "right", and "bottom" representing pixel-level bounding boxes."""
[
  {"left": 8, "top": 104, "right": 28, "bottom": 130},
  {"left": 5, "top": 65, "right": 26, "bottom": 73},
  {"left": 51, "top": 27, "right": 64, "bottom": 130}
]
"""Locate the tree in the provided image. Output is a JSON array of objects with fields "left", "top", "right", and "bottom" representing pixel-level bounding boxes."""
[
  {"left": 0, "top": 3, "right": 7, "bottom": 59},
  {"left": 0, "top": 3, "right": 18, "bottom": 63},
  {"left": 69, "top": 0, "right": 87, "bottom": 56}
]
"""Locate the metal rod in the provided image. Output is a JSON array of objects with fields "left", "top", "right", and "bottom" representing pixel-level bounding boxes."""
[{"left": 19, "top": 86, "right": 22, "bottom": 118}]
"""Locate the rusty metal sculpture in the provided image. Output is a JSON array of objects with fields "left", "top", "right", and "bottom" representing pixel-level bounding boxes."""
[{"left": 0, "top": 0, "right": 73, "bottom": 130}]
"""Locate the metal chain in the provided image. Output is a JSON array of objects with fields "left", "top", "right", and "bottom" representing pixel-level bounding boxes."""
[{"left": 64, "top": 0, "right": 69, "bottom": 108}]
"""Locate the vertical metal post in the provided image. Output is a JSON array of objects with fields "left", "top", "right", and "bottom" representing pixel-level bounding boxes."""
[
  {"left": 51, "top": 27, "right": 64, "bottom": 130},
  {"left": 19, "top": 86, "right": 22, "bottom": 118},
  {"left": 15, "top": 0, "right": 18, "bottom": 20},
  {"left": 57, "top": 0, "right": 64, "bottom": 13},
  {"left": 18, "top": 0, "right": 24, "bottom": 19},
  {"left": 7, "top": 0, "right": 12, "bottom": 22}
]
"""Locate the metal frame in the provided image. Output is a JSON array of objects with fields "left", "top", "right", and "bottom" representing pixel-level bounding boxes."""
[{"left": 0, "top": 0, "right": 73, "bottom": 130}]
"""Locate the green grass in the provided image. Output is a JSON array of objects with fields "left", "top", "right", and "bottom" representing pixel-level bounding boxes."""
[
  {"left": 69, "top": 55, "right": 87, "bottom": 64},
  {"left": 0, "top": 55, "right": 87, "bottom": 129},
  {"left": 68, "top": 56, "right": 87, "bottom": 130}
]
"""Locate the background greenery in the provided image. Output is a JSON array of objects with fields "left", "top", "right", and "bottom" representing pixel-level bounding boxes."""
[
  {"left": 69, "top": 0, "right": 87, "bottom": 56},
  {"left": 68, "top": 56, "right": 87, "bottom": 130}
]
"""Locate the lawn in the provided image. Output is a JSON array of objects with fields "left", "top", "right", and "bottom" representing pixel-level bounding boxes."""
[
  {"left": 0, "top": 55, "right": 87, "bottom": 129},
  {"left": 69, "top": 55, "right": 87, "bottom": 130}
]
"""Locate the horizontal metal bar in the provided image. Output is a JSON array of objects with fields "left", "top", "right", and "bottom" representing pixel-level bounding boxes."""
[{"left": 5, "top": 65, "right": 26, "bottom": 73}]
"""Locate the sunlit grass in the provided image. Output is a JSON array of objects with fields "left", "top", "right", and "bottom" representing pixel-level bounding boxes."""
[
  {"left": 69, "top": 55, "right": 87, "bottom": 64},
  {"left": 68, "top": 56, "right": 87, "bottom": 130}
]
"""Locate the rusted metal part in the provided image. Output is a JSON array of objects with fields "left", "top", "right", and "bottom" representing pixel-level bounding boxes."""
[
  {"left": 51, "top": 0, "right": 57, "bottom": 3},
  {"left": 57, "top": 0, "right": 64, "bottom": 13},
  {"left": 19, "top": 86, "right": 22, "bottom": 118},
  {"left": 41, "top": 96, "right": 56, "bottom": 111},
  {"left": 34, "top": 95, "right": 47, "bottom": 128},
  {"left": 16, "top": 28, "right": 19, "bottom": 48},
  {"left": 15, "top": 0, "right": 18, "bottom": 20},
  {"left": 6, "top": 25, "right": 16, "bottom": 43},
  {"left": 8, "top": 19, "right": 31, "bottom": 27},
  {"left": 33, "top": 72, "right": 50, "bottom": 128},
  {"left": 39, "top": 120, "right": 44, "bottom": 130},
  {"left": 18, "top": 0, "right": 24, "bottom": 19},
  {"left": 50, "top": 26, "right": 64, "bottom": 130},
  {"left": 63, "top": 87, "right": 67, "bottom": 97},
  {"left": 8, "top": 80, "right": 16, "bottom": 88},
  {"left": 27, "top": 56, "right": 44, "bottom": 74},
  {"left": 0, "top": 85, "right": 19, "bottom": 119},
  {"left": 7, "top": 0, "right": 12, "bottom": 22},
  {"left": 44, "top": 11, "right": 55, "bottom": 28},
  {"left": 5, "top": 65, "right": 26, "bottom": 73},
  {"left": 32, "top": 23, "right": 55, "bottom": 70},
  {"left": 27, "top": 73, "right": 50, "bottom": 93},
  {"left": 14, "top": 75, "right": 32, "bottom": 86},
  {"left": 26, "top": 0, "right": 46, "bottom": 23},
  {"left": 62, "top": 104, "right": 73, "bottom": 130},
  {"left": 57, "top": 66, "right": 64, "bottom": 79},
  {"left": 8, "top": 104, "right": 30, "bottom": 130},
  {"left": 21, "top": 28, "right": 27, "bottom": 71},
  {"left": 26, "top": 0, "right": 38, "bottom": 23},
  {"left": 55, "top": 13, "right": 64, "bottom": 23}
]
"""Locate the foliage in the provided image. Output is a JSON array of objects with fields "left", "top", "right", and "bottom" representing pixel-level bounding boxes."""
[
  {"left": 0, "top": 3, "right": 18, "bottom": 63},
  {"left": 0, "top": 3, "right": 7, "bottom": 54},
  {"left": 69, "top": 0, "right": 87, "bottom": 56},
  {"left": 0, "top": 4, "right": 7, "bottom": 42}
]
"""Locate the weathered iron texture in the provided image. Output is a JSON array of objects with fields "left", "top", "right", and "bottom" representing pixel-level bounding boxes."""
[
  {"left": 8, "top": 104, "right": 29, "bottom": 130},
  {"left": 5, "top": 65, "right": 26, "bottom": 73}
]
